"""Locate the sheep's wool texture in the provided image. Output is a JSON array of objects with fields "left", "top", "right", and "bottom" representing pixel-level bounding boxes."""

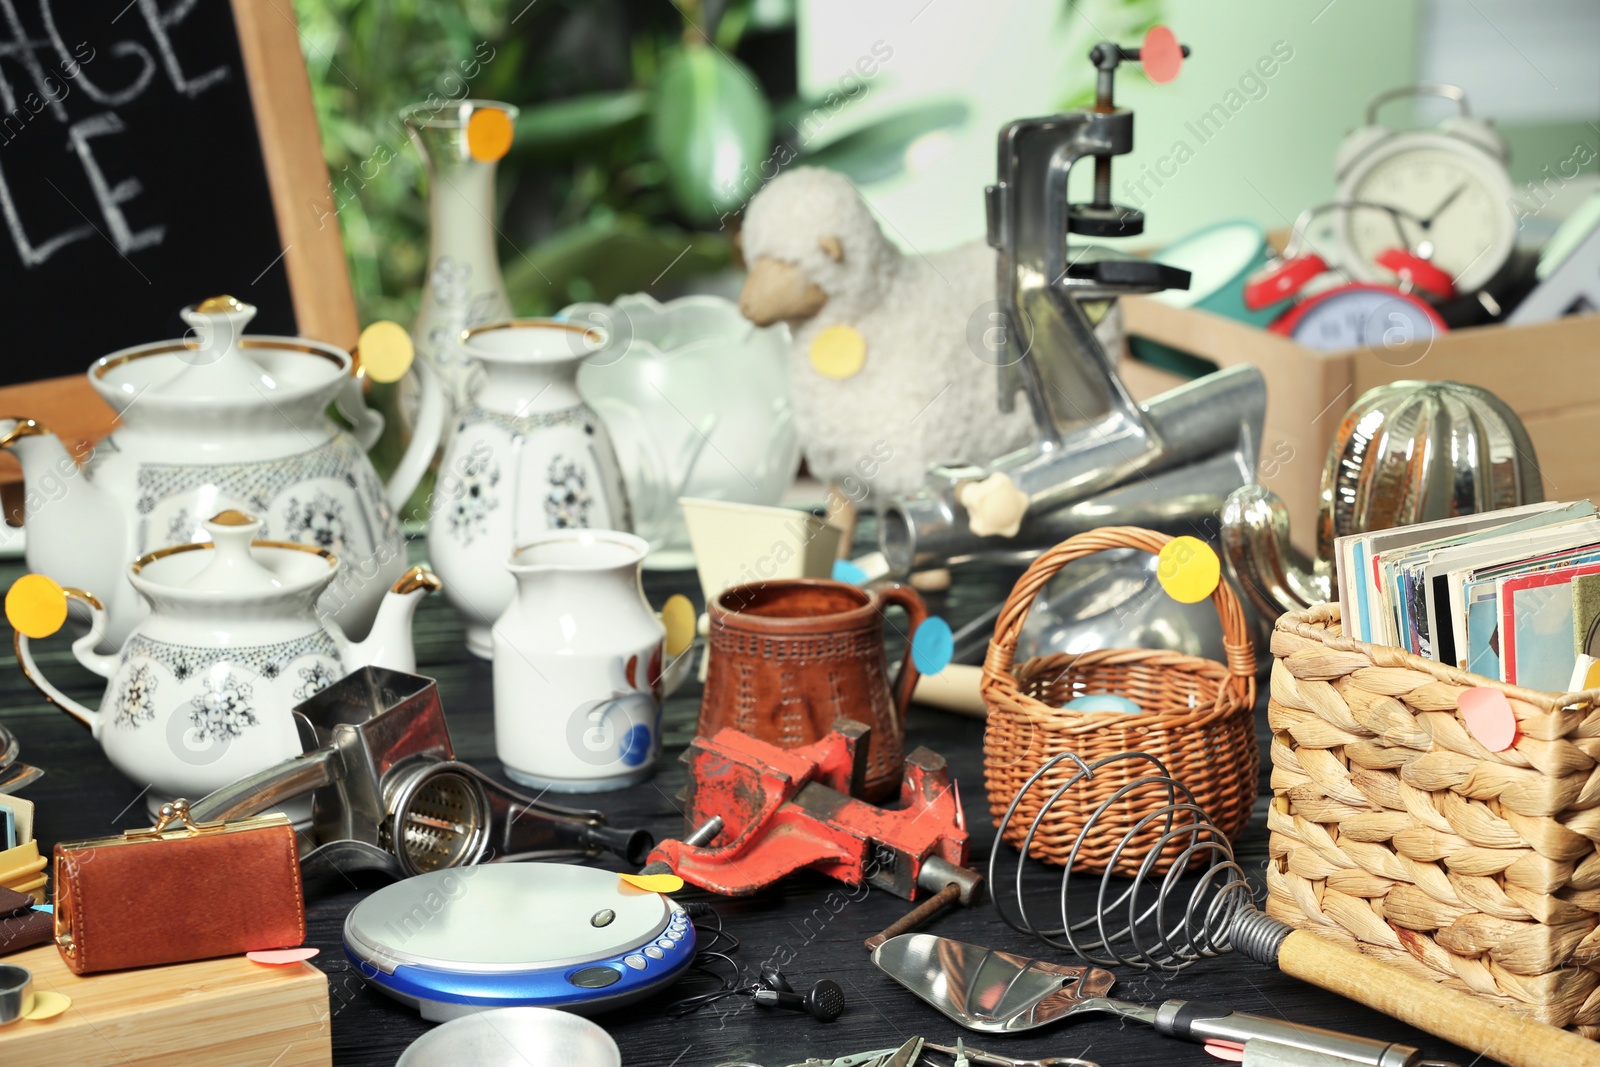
[{"left": 741, "top": 167, "right": 1037, "bottom": 499}]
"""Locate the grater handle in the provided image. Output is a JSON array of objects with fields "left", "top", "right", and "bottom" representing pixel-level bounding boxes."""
[{"left": 1273, "top": 928, "right": 1600, "bottom": 1067}]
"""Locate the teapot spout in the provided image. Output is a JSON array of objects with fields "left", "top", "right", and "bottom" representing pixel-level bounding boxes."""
[
  {"left": 1220, "top": 484, "right": 1331, "bottom": 622},
  {"left": 1, "top": 419, "right": 126, "bottom": 599},
  {"left": 345, "top": 565, "right": 442, "bottom": 673}
]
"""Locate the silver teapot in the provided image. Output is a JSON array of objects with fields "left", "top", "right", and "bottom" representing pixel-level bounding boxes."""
[{"left": 1222, "top": 380, "right": 1543, "bottom": 619}]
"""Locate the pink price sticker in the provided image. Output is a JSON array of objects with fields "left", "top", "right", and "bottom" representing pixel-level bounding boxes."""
[
  {"left": 247, "top": 947, "right": 320, "bottom": 966},
  {"left": 1458, "top": 687, "right": 1518, "bottom": 752},
  {"left": 1141, "top": 26, "right": 1184, "bottom": 84}
]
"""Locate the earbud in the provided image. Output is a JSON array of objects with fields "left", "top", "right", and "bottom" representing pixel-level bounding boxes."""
[
  {"left": 751, "top": 977, "right": 846, "bottom": 1022},
  {"left": 757, "top": 962, "right": 793, "bottom": 994}
]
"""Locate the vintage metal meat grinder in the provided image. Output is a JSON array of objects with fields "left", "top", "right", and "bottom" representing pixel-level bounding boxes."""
[
  {"left": 881, "top": 40, "right": 1267, "bottom": 574},
  {"left": 191, "top": 668, "right": 650, "bottom": 880}
]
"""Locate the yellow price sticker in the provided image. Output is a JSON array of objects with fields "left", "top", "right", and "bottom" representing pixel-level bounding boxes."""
[
  {"left": 466, "top": 107, "right": 514, "bottom": 163},
  {"left": 619, "top": 872, "right": 683, "bottom": 894},
  {"left": 661, "top": 594, "right": 695, "bottom": 658},
  {"left": 22, "top": 990, "right": 70, "bottom": 1020},
  {"left": 1156, "top": 536, "right": 1220, "bottom": 604},
  {"left": 808, "top": 324, "right": 866, "bottom": 379},
  {"left": 6, "top": 574, "right": 68, "bottom": 639},
  {"left": 357, "top": 321, "right": 414, "bottom": 384}
]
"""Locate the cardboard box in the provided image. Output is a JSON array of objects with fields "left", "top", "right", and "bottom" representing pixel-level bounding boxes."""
[
  {"left": 1119, "top": 295, "right": 1600, "bottom": 557},
  {"left": 0, "top": 944, "right": 331, "bottom": 1067}
]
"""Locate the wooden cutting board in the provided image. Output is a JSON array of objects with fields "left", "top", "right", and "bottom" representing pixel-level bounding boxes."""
[{"left": 0, "top": 943, "right": 330, "bottom": 1066}]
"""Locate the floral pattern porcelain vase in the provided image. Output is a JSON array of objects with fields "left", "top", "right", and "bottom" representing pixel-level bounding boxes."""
[
  {"left": 14, "top": 511, "right": 439, "bottom": 818},
  {"left": 404, "top": 99, "right": 519, "bottom": 415},
  {"left": 428, "top": 320, "right": 632, "bottom": 658}
]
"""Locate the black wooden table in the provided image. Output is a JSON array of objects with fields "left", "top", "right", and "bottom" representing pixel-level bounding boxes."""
[{"left": 0, "top": 546, "right": 1480, "bottom": 1067}]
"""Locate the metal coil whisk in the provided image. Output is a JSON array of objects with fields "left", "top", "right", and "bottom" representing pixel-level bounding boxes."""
[{"left": 987, "top": 750, "right": 1261, "bottom": 972}]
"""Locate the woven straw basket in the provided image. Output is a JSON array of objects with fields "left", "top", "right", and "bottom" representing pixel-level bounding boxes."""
[
  {"left": 1270, "top": 603, "right": 1600, "bottom": 1036},
  {"left": 981, "top": 527, "right": 1259, "bottom": 875}
]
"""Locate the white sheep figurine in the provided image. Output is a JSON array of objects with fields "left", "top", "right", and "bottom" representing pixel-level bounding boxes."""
[{"left": 737, "top": 167, "right": 1037, "bottom": 525}]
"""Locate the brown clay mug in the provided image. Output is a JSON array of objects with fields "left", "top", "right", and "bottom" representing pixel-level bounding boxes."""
[{"left": 698, "top": 578, "right": 928, "bottom": 802}]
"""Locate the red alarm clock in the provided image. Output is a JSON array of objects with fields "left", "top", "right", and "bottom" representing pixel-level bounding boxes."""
[{"left": 1269, "top": 282, "right": 1448, "bottom": 353}]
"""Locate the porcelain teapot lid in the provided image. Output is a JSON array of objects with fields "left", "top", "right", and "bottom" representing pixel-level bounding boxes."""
[
  {"left": 130, "top": 509, "right": 337, "bottom": 602},
  {"left": 183, "top": 510, "right": 285, "bottom": 593},
  {"left": 92, "top": 297, "right": 350, "bottom": 410},
  {"left": 143, "top": 297, "right": 299, "bottom": 400}
]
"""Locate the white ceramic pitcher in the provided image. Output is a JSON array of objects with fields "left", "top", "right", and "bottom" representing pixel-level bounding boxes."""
[{"left": 492, "top": 530, "right": 683, "bottom": 792}]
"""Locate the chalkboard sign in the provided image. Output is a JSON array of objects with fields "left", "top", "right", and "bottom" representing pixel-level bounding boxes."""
[{"left": 0, "top": 0, "right": 355, "bottom": 387}]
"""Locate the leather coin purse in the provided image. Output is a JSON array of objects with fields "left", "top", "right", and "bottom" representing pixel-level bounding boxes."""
[{"left": 52, "top": 798, "right": 305, "bottom": 975}]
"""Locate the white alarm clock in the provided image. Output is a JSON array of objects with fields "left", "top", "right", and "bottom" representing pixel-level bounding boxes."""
[{"left": 1334, "top": 84, "right": 1517, "bottom": 295}]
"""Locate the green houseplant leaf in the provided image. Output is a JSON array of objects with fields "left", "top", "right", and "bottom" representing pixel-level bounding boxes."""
[
  {"left": 649, "top": 44, "right": 773, "bottom": 224},
  {"left": 511, "top": 91, "right": 650, "bottom": 158},
  {"left": 800, "top": 101, "right": 970, "bottom": 185}
]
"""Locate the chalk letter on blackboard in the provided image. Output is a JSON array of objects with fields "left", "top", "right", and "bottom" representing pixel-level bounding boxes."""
[
  {"left": 138, "top": 0, "right": 226, "bottom": 98},
  {"left": 0, "top": 0, "right": 70, "bottom": 121},
  {"left": 66, "top": 112, "right": 164, "bottom": 254},
  {"left": 0, "top": 158, "right": 92, "bottom": 266},
  {"left": 37, "top": 0, "right": 154, "bottom": 108}
]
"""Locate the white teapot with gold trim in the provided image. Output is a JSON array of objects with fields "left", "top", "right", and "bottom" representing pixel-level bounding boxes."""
[
  {"left": 1, "top": 297, "right": 444, "bottom": 649},
  {"left": 14, "top": 511, "right": 440, "bottom": 818}
]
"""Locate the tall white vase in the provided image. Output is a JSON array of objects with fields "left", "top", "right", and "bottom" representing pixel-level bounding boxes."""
[
  {"left": 492, "top": 530, "right": 663, "bottom": 792},
  {"left": 427, "top": 319, "right": 632, "bottom": 658},
  {"left": 404, "top": 99, "right": 519, "bottom": 415}
]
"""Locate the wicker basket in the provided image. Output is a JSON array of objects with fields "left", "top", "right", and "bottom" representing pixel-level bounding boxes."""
[
  {"left": 1269, "top": 603, "right": 1600, "bottom": 1035},
  {"left": 981, "top": 527, "right": 1259, "bottom": 875}
]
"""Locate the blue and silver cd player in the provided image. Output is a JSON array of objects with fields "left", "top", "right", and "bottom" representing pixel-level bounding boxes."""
[{"left": 344, "top": 863, "right": 695, "bottom": 1021}]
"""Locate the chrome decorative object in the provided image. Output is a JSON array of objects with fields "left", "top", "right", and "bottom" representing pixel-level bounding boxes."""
[
  {"left": 190, "top": 667, "right": 650, "bottom": 880},
  {"left": 1016, "top": 548, "right": 1230, "bottom": 664},
  {"left": 880, "top": 40, "right": 1265, "bottom": 574},
  {"left": 1223, "top": 380, "right": 1543, "bottom": 619}
]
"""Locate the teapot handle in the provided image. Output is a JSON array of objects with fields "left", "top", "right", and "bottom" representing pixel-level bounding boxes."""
[
  {"left": 384, "top": 357, "right": 446, "bottom": 513},
  {"left": 875, "top": 583, "right": 929, "bottom": 724},
  {"left": 14, "top": 588, "right": 115, "bottom": 735}
]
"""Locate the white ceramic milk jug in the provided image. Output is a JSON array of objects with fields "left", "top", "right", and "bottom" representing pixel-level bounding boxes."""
[{"left": 492, "top": 530, "right": 681, "bottom": 792}]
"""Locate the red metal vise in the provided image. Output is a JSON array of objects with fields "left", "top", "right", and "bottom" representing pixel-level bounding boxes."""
[{"left": 646, "top": 720, "right": 981, "bottom": 910}]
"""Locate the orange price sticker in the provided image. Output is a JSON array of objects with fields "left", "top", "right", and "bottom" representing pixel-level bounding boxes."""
[
  {"left": 6, "top": 574, "right": 68, "bottom": 639},
  {"left": 466, "top": 107, "right": 514, "bottom": 163}
]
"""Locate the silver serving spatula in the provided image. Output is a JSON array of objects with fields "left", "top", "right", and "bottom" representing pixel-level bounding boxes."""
[{"left": 871, "top": 934, "right": 1450, "bottom": 1067}]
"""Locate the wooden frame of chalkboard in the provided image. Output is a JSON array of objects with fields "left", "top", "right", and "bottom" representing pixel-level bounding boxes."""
[
  {"left": 231, "top": 0, "right": 360, "bottom": 348},
  {"left": 0, "top": 0, "right": 360, "bottom": 500}
]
